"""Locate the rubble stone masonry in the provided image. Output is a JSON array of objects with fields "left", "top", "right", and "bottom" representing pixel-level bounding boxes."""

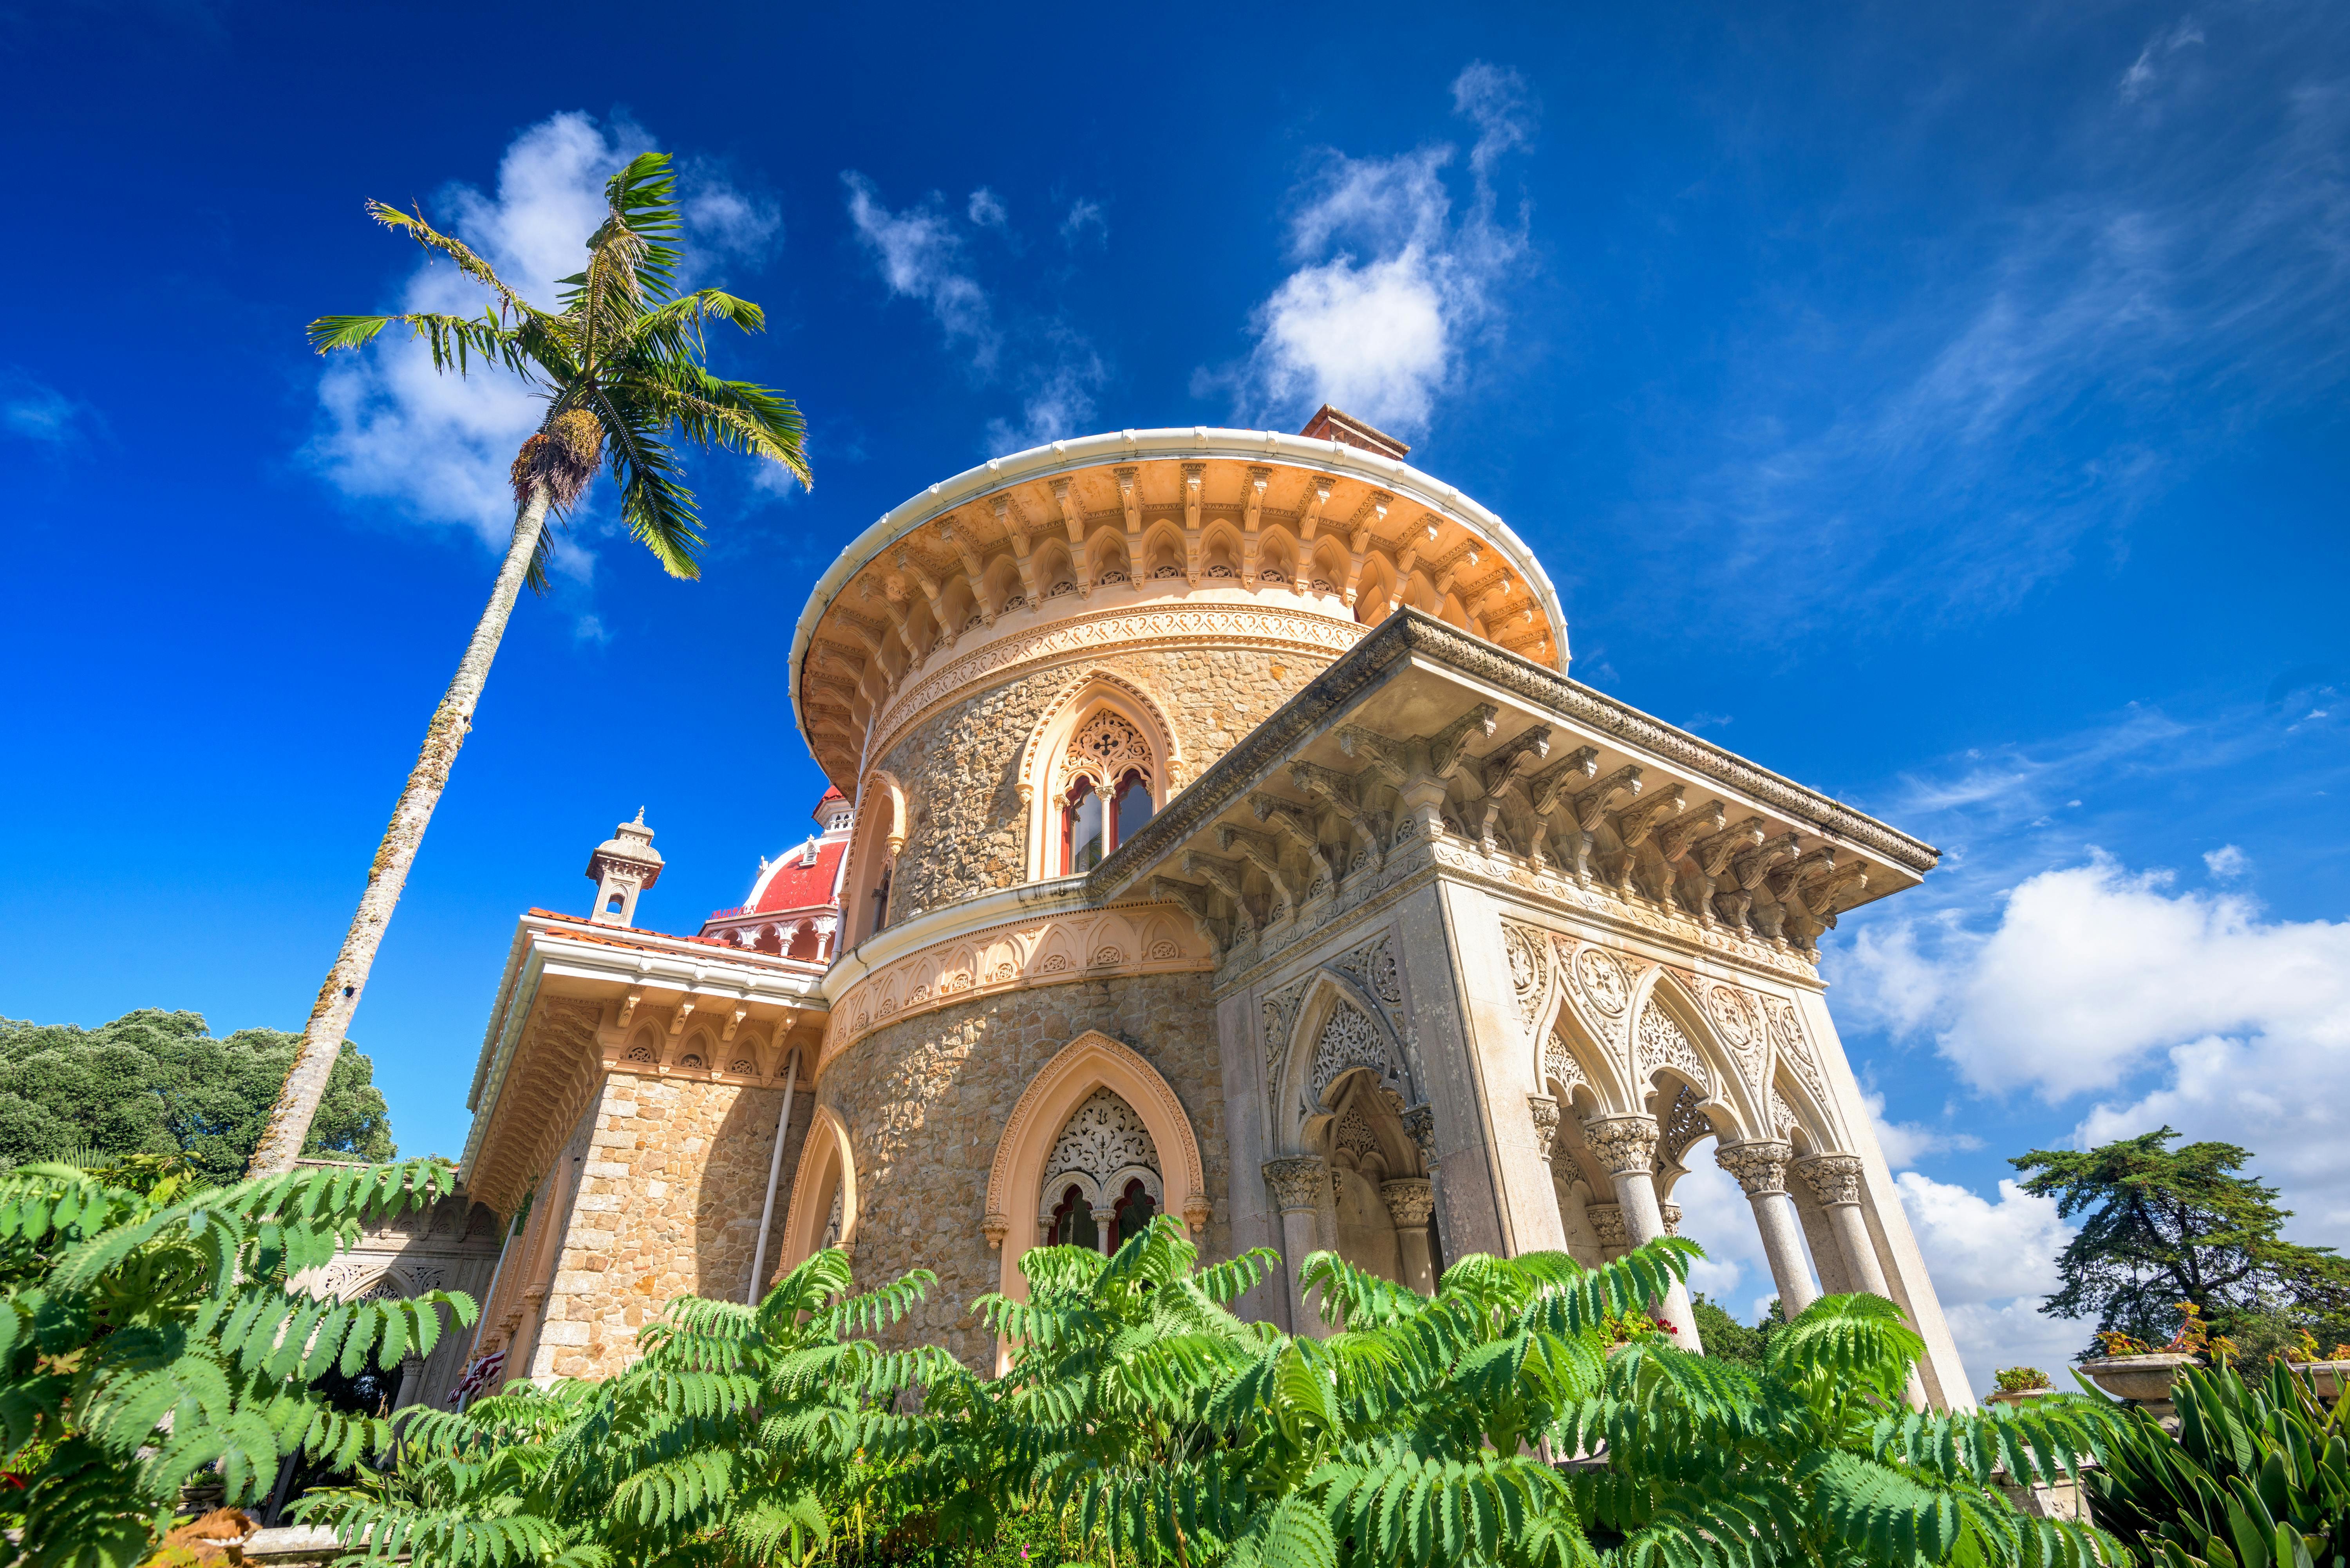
[{"left": 815, "top": 970, "right": 1228, "bottom": 1372}]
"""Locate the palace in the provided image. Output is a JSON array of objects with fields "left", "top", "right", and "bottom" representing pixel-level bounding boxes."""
[{"left": 425, "top": 410, "right": 1974, "bottom": 1407}]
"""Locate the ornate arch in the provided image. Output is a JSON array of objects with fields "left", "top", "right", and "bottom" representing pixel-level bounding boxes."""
[
  {"left": 983, "top": 1030, "right": 1209, "bottom": 1303},
  {"left": 1627, "top": 969, "right": 1760, "bottom": 1143},
  {"left": 1274, "top": 971, "right": 1414, "bottom": 1156},
  {"left": 1018, "top": 669, "right": 1184, "bottom": 879},
  {"left": 779, "top": 1103, "right": 858, "bottom": 1274}
]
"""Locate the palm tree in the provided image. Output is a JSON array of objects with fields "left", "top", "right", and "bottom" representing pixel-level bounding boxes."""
[{"left": 249, "top": 152, "right": 810, "bottom": 1175}]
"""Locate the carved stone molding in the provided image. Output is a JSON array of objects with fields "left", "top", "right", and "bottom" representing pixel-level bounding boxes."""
[
  {"left": 1401, "top": 1103, "right": 1440, "bottom": 1169},
  {"left": 1501, "top": 921, "right": 1549, "bottom": 1025},
  {"left": 1659, "top": 1202, "right": 1682, "bottom": 1237},
  {"left": 1716, "top": 1140, "right": 1793, "bottom": 1198},
  {"left": 1795, "top": 1153, "right": 1864, "bottom": 1207},
  {"left": 1573, "top": 944, "right": 1631, "bottom": 1016},
  {"left": 982, "top": 1212, "right": 1010, "bottom": 1250},
  {"left": 1526, "top": 1095, "right": 1562, "bottom": 1163},
  {"left": 1265, "top": 1156, "right": 1330, "bottom": 1214},
  {"left": 1586, "top": 1202, "right": 1629, "bottom": 1250},
  {"left": 870, "top": 602, "right": 1367, "bottom": 768},
  {"left": 824, "top": 903, "right": 1210, "bottom": 1069},
  {"left": 1379, "top": 1177, "right": 1435, "bottom": 1227},
  {"left": 1581, "top": 1114, "right": 1661, "bottom": 1177}
]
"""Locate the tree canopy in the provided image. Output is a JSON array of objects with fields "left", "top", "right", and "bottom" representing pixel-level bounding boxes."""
[
  {"left": 0, "top": 1009, "right": 394, "bottom": 1181},
  {"left": 2014, "top": 1126, "right": 2350, "bottom": 1351}
]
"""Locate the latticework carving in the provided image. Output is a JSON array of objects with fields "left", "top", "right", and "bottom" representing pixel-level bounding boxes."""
[
  {"left": 1311, "top": 1003, "right": 1398, "bottom": 1098},
  {"left": 1043, "top": 1088, "right": 1161, "bottom": 1188},
  {"left": 1261, "top": 975, "right": 1310, "bottom": 1075},
  {"left": 1637, "top": 1002, "right": 1709, "bottom": 1091},
  {"left": 1059, "top": 710, "right": 1153, "bottom": 795},
  {"left": 1333, "top": 1107, "right": 1380, "bottom": 1160},
  {"left": 1543, "top": 1031, "right": 1587, "bottom": 1096},
  {"left": 1656, "top": 1084, "right": 1712, "bottom": 1171}
]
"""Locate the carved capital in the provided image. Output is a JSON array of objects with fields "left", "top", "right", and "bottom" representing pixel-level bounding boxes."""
[
  {"left": 1715, "top": 1140, "right": 1793, "bottom": 1198},
  {"left": 1379, "top": 1177, "right": 1435, "bottom": 1228},
  {"left": 1581, "top": 1113, "right": 1661, "bottom": 1177},
  {"left": 1526, "top": 1094, "right": 1561, "bottom": 1163},
  {"left": 982, "top": 1212, "right": 1009, "bottom": 1250},
  {"left": 1659, "top": 1201, "right": 1682, "bottom": 1237},
  {"left": 1795, "top": 1153, "right": 1865, "bottom": 1208},
  {"left": 1585, "top": 1202, "right": 1629, "bottom": 1250},
  {"left": 1400, "top": 1103, "right": 1440, "bottom": 1170},
  {"left": 1264, "top": 1156, "right": 1329, "bottom": 1214},
  {"left": 1183, "top": 1193, "right": 1213, "bottom": 1234}
]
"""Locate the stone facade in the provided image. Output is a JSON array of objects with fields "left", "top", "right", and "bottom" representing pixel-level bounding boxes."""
[
  {"left": 876, "top": 645, "right": 1338, "bottom": 920},
  {"left": 816, "top": 970, "right": 1225, "bottom": 1371}
]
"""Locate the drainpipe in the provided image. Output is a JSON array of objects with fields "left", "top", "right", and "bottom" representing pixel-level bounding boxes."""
[{"left": 747, "top": 1048, "right": 801, "bottom": 1305}]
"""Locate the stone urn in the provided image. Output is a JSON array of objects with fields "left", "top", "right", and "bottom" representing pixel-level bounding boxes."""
[
  {"left": 1985, "top": 1386, "right": 2056, "bottom": 1408},
  {"left": 2077, "top": 1353, "right": 2198, "bottom": 1410}
]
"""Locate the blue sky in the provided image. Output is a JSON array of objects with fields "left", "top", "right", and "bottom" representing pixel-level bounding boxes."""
[{"left": 4, "top": 1, "right": 2346, "bottom": 1391}]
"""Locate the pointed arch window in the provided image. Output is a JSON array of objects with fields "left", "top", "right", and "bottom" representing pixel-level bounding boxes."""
[
  {"left": 1055, "top": 710, "right": 1156, "bottom": 876},
  {"left": 1048, "top": 1183, "right": 1097, "bottom": 1249}
]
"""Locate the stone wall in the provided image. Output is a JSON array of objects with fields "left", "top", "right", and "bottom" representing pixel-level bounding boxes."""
[
  {"left": 878, "top": 645, "right": 1334, "bottom": 919},
  {"left": 532, "top": 1070, "right": 795, "bottom": 1379},
  {"left": 808, "top": 970, "right": 1227, "bottom": 1371}
]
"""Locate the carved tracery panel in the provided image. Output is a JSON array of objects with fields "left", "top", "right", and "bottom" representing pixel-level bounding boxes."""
[
  {"left": 1043, "top": 1087, "right": 1163, "bottom": 1195},
  {"left": 1058, "top": 711, "right": 1154, "bottom": 796}
]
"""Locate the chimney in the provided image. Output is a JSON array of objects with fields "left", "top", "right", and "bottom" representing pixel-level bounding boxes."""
[
  {"left": 1298, "top": 404, "right": 1410, "bottom": 461},
  {"left": 585, "top": 808, "right": 664, "bottom": 927}
]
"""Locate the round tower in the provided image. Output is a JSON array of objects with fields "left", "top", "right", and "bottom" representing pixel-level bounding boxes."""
[{"left": 780, "top": 418, "right": 1568, "bottom": 1366}]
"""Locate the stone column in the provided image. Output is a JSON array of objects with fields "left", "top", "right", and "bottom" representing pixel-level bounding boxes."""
[
  {"left": 1716, "top": 1140, "right": 1819, "bottom": 1317},
  {"left": 1265, "top": 1157, "right": 1330, "bottom": 1337},
  {"left": 1796, "top": 1152, "right": 1925, "bottom": 1408},
  {"left": 1092, "top": 1207, "right": 1118, "bottom": 1257},
  {"left": 1380, "top": 1178, "right": 1437, "bottom": 1294},
  {"left": 1580, "top": 1114, "right": 1704, "bottom": 1351},
  {"left": 392, "top": 1353, "right": 425, "bottom": 1412}
]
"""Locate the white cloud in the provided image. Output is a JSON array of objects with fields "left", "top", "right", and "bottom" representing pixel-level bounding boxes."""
[
  {"left": 968, "top": 187, "right": 1009, "bottom": 231},
  {"left": 572, "top": 613, "right": 611, "bottom": 645},
  {"left": 1894, "top": 1172, "right": 2084, "bottom": 1395},
  {"left": 842, "top": 173, "right": 998, "bottom": 370},
  {"left": 1862, "top": 1091, "right": 1983, "bottom": 1168},
  {"left": 1211, "top": 61, "right": 1535, "bottom": 435},
  {"left": 1061, "top": 197, "right": 1107, "bottom": 249},
  {"left": 984, "top": 327, "right": 1106, "bottom": 456},
  {"left": 2120, "top": 17, "right": 2207, "bottom": 102},
  {"left": 307, "top": 113, "right": 780, "bottom": 574}
]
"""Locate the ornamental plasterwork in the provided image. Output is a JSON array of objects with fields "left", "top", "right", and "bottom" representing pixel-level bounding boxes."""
[
  {"left": 868, "top": 603, "right": 1367, "bottom": 771},
  {"left": 1501, "top": 922, "right": 1549, "bottom": 1026},
  {"left": 1656, "top": 1085, "right": 1713, "bottom": 1173},
  {"left": 1058, "top": 710, "right": 1154, "bottom": 797},
  {"left": 1636, "top": 1002, "right": 1709, "bottom": 1092},
  {"left": 1542, "top": 1031, "right": 1588, "bottom": 1097},
  {"left": 1573, "top": 945, "right": 1630, "bottom": 1017},
  {"left": 1333, "top": 1106, "right": 1381, "bottom": 1160},
  {"left": 1311, "top": 1002, "right": 1404, "bottom": 1103},
  {"left": 1762, "top": 996, "right": 1830, "bottom": 1109},
  {"left": 821, "top": 905, "right": 1210, "bottom": 1072},
  {"left": 1260, "top": 974, "right": 1312, "bottom": 1076},
  {"left": 1043, "top": 1088, "right": 1161, "bottom": 1192}
]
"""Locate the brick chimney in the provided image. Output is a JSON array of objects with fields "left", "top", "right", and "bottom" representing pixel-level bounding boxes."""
[{"left": 1298, "top": 404, "right": 1410, "bottom": 461}]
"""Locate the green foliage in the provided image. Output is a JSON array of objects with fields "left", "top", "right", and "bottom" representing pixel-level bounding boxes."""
[
  {"left": 2015, "top": 1128, "right": 2350, "bottom": 1354},
  {"left": 0, "top": 1010, "right": 395, "bottom": 1180},
  {"left": 294, "top": 1247, "right": 936, "bottom": 1568},
  {"left": 1559, "top": 1291, "right": 2128, "bottom": 1568},
  {"left": 1997, "top": 1367, "right": 2055, "bottom": 1393},
  {"left": 0, "top": 1156, "right": 472, "bottom": 1568},
  {"left": 308, "top": 150, "right": 810, "bottom": 590},
  {"left": 2084, "top": 1357, "right": 2350, "bottom": 1568},
  {"left": 1688, "top": 1293, "right": 1768, "bottom": 1368}
]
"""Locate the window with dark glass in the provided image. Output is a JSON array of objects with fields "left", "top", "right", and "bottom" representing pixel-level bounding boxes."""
[
  {"left": 1114, "top": 770, "right": 1152, "bottom": 848},
  {"left": 1048, "top": 1183, "right": 1097, "bottom": 1250},
  {"left": 868, "top": 865, "right": 892, "bottom": 939},
  {"left": 1113, "top": 1178, "right": 1156, "bottom": 1245},
  {"left": 1058, "top": 769, "right": 1155, "bottom": 877}
]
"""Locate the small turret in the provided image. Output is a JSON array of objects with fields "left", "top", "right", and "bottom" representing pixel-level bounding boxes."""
[{"left": 586, "top": 808, "right": 664, "bottom": 927}]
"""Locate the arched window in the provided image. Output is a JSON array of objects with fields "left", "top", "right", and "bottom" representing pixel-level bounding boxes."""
[
  {"left": 1054, "top": 713, "right": 1156, "bottom": 875},
  {"left": 1048, "top": 1183, "right": 1097, "bottom": 1249},
  {"left": 868, "top": 864, "right": 892, "bottom": 939},
  {"left": 1114, "top": 1177, "right": 1156, "bottom": 1245}
]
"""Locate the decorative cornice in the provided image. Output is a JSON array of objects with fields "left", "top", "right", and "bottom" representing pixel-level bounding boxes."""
[{"left": 1088, "top": 611, "right": 1938, "bottom": 900}]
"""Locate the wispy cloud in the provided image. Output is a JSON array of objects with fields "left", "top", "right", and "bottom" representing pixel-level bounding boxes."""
[
  {"left": 2, "top": 369, "right": 97, "bottom": 446},
  {"left": 1203, "top": 61, "right": 1538, "bottom": 435},
  {"left": 842, "top": 173, "right": 999, "bottom": 371},
  {"left": 1060, "top": 197, "right": 1107, "bottom": 249},
  {"left": 968, "top": 187, "right": 1009, "bottom": 232},
  {"left": 306, "top": 112, "right": 779, "bottom": 580},
  {"left": 1649, "top": 11, "right": 2350, "bottom": 635}
]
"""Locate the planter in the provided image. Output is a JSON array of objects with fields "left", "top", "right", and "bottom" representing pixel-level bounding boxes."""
[
  {"left": 2077, "top": 1353, "right": 2198, "bottom": 1407},
  {"left": 1986, "top": 1387, "right": 2057, "bottom": 1407},
  {"left": 2287, "top": 1359, "right": 2350, "bottom": 1400}
]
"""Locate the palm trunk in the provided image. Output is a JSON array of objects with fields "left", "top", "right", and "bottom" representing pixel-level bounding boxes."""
[{"left": 249, "top": 482, "right": 554, "bottom": 1176}]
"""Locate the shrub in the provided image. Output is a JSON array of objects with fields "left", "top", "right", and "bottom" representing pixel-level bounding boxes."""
[{"left": 1997, "top": 1367, "right": 2054, "bottom": 1392}]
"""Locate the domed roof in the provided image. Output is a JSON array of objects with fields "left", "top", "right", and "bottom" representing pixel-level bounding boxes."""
[{"left": 788, "top": 426, "right": 1570, "bottom": 792}]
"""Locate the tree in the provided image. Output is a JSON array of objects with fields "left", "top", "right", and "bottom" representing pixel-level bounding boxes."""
[
  {"left": 0, "top": 1010, "right": 394, "bottom": 1183},
  {"left": 0, "top": 1155, "right": 474, "bottom": 1568},
  {"left": 2014, "top": 1127, "right": 2350, "bottom": 1352},
  {"left": 1689, "top": 1290, "right": 1770, "bottom": 1367},
  {"left": 253, "top": 151, "right": 811, "bottom": 1174}
]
